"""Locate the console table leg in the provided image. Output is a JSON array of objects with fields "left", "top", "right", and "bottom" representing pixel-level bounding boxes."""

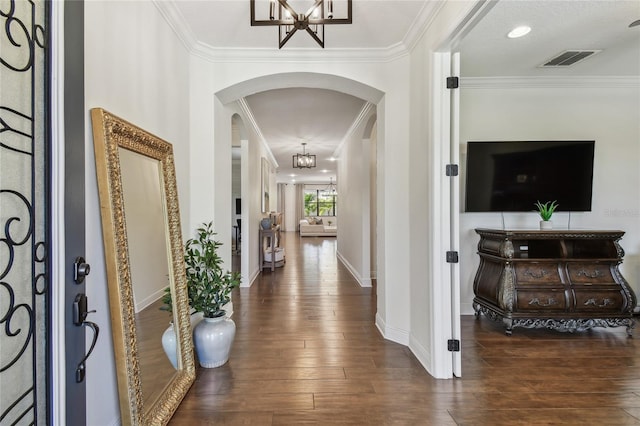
[
  {"left": 473, "top": 301, "right": 481, "bottom": 319},
  {"left": 503, "top": 317, "right": 513, "bottom": 336}
]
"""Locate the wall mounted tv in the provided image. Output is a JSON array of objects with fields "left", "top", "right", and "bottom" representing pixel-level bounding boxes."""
[{"left": 465, "top": 141, "right": 595, "bottom": 212}]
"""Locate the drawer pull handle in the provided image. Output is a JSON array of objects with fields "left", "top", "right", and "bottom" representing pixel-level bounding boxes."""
[
  {"left": 577, "top": 269, "right": 603, "bottom": 279},
  {"left": 584, "top": 298, "right": 613, "bottom": 307},
  {"left": 524, "top": 269, "right": 548, "bottom": 279},
  {"left": 529, "top": 297, "right": 558, "bottom": 307}
]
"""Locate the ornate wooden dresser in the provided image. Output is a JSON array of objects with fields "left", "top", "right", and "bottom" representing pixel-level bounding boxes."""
[{"left": 472, "top": 229, "right": 636, "bottom": 335}]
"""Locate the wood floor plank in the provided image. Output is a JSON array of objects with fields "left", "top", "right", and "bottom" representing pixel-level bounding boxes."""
[
  {"left": 174, "top": 392, "right": 314, "bottom": 412},
  {"left": 272, "top": 408, "right": 457, "bottom": 425},
  {"left": 163, "top": 232, "right": 640, "bottom": 425},
  {"left": 448, "top": 408, "right": 640, "bottom": 425}
]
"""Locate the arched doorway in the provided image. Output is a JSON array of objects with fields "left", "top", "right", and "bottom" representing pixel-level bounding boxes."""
[{"left": 214, "top": 72, "right": 385, "bottom": 320}]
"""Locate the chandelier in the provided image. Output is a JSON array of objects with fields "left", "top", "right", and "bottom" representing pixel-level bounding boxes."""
[
  {"left": 292, "top": 142, "right": 316, "bottom": 169},
  {"left": 250, "top": 0, "right": 353, "bottom": 49},
  {"left": 322, "top": 177, "right": 337, "bottom": 196}
]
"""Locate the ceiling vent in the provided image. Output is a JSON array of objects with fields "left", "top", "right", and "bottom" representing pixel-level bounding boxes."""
[{"left": 540, "top": 50, "right": 601, "bottom": 67}]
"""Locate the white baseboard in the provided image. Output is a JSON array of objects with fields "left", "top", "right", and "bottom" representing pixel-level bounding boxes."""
[
  {"left": 408, "top": 333, "right": 438, "bottom": 378},
  {"left": 336, "top": 250, "right": 372, "bottom": 287},
  {"left": 375, "top": 312, "right": 409, "bottom": 345},
  {"left": 243, "top": 267, "right": 260, "bottom": 288},
  {"left": 134, "top": 287, "right": 165, "bottom": 313}
]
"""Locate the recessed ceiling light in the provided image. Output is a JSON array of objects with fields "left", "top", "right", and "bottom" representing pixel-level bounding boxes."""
[
  {"left": 630, "top": 19, "right": 640, "bottom": 28},
  {"left": 507, "top": 25, "right": 531, "bottom": 39}
]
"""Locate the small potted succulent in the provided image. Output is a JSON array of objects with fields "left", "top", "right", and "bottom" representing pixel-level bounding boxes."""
[{"left": 535, "top": 200, "right": 558, "bottom": 230}]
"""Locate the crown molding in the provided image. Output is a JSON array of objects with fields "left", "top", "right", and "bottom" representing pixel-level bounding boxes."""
[
  {"left": 333, "top": 102, "right": 376, "bottom": 158},
  {"left": 236, "top": 98, "right": 279, "bottom": 168},
  {"left": 403, "top": 0, "right": 446, "bottom": 53},
  {"left": 190, "top": 41, "right": 409, "bottom": 64},
  {"left": 462, "top": 76, "right": 640, "bottom": 89},
  {"left": 153, "top": 0, "right": 417, "bottom": 63},
  {"left": 152, "top": 0, "right": 197, "bottom": 51}
]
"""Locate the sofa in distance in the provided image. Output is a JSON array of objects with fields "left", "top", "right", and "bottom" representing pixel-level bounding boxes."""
[{"left": 299, "top": 217, "right": 337, "bottom": 237}]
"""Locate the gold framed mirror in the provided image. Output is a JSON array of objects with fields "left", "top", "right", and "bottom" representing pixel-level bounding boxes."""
[{"left": 91, "top": 108, "right": 195, "bottom": 425}]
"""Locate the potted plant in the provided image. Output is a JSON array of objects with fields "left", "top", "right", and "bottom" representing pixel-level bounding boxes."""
[
  {"left": 535, "top": 200, "right": 558, "bottom": 230},
  {"left": 184, "top": 222, "right": 241, "bottom": 368}
]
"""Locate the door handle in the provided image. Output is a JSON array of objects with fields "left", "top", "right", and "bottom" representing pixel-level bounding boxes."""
[
  {"left": 73, "top": 293, "right": 99, "bottom": 383},
  {"left": 75, "top": 320, "right": 99, "bottom": 383}
]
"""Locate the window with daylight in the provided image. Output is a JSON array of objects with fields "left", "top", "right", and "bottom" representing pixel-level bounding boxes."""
[{"left": 304, "top": 188, "right": 337, "bottom": 217}]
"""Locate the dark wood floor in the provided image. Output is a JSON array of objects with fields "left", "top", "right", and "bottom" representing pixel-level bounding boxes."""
[{"left": 169, "top": 232, "right": 640, "bottom": 425}]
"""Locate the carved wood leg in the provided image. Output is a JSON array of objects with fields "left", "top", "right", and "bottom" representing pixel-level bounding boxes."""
[
  {"left": 503, "top": 317, "right": 513, "bottom": 336},
  {"left": 473, "top": 301, "right": 481, "bottom": 319}
]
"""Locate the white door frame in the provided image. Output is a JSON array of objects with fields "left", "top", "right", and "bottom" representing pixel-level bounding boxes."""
[
  {"left": 431, "top": 0, "right": 498, "bottom": 378},
  {"left": 430, "top": 51, "right": 456, "bottom": 378}
]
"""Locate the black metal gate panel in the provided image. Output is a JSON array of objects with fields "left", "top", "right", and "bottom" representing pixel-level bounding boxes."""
[{"left": 1, "top": 0, "right": 50, "bottom": 424}]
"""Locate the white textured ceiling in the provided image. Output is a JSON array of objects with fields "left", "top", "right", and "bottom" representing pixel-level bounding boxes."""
[
  {"left": 167, "top": 0, "right": 640, "bottom": 183},
  {"left": 172, "top": 0, "right": 426, "bottom": 49},
  {"left": 245, "top": 88, "right": 366, "bottom": 182},
  {"left": 457, "top": 1, "right": 640, "bottom": 77}
]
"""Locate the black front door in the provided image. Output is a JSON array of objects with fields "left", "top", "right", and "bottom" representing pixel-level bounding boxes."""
[{"left": 1, "top": 1, "right": 87, "bottom": 424}]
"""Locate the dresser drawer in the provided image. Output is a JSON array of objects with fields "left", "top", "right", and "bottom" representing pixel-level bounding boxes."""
[
  {"left": 567, "top": 262, "right": 615, "bottom": 284},
  {"left": 514, "top": 262, "right": 561, "bottom": 284},
  {"left": 515, "top": 289, "right": 567, "bottom": 312},
  {"left": 573, "top": 290, "right": 624, "bottom": 312}
]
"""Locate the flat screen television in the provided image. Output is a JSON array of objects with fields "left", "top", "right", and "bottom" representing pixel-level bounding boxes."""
[{"left": 465, "top": 141, "right": 595, "bottom": 212}]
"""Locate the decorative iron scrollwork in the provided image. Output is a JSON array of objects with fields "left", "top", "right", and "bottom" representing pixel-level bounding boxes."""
[{"left": 1, "top": 0, "right": 48, "bottom": 423}]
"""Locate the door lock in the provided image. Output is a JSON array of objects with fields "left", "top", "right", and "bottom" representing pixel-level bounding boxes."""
[{"left": 74, "top": 256, "right": 91, "bottom": 284}]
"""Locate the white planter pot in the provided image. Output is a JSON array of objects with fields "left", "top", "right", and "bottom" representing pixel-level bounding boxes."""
[
  {"left": 161, "top": 323, "right": 178, "bottom": 369},
  {"left": 540, "top": 220, "right": 553, "bottom": 230},
  {"left": 190, "top": 311, "right": 204, "bottom": 330},
  {"left": 193, "top": 315, "right": 236, "bottom": 368}
]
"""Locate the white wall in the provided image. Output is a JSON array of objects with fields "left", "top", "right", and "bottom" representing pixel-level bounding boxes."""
[
  {"left": 459, "top": 80, "right": 640, "bottom": 314},
  {"left": 336, "top": 107, "right": 375, "bottom": 287},
  {"left": 119, "top": 148, "right": 170, "bottom": 312},
  {"left": 406, "top": 2, "right": 480, "bottom": 378},
  {"left": 194, "top": 64, "right": 415, "bottom": 342},
  {"left": 84, "top": 1, "right": 191, "bottom": 424},
  {"left": 283, "top": 183, "right": 297, "bottom": 232},
  {"left": 222, "top": 104, "right": 278, "bottom": 286},
  {"left": 78, "top": 6, "right": 505, "bottom": 424}
]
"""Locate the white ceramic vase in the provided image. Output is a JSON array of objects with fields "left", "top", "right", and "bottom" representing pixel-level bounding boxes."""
[
  {"left": 193, "top": 315, "right": 236, "bottom": 368},
  {"left": 540, "top": 220, "right": 553, "bottom": 230},
  {"left": 161, "top": 323, "right": 178, "bottom": 369},
  {"left": 190, "top": 311, "right": 204, "bottom": 330}
]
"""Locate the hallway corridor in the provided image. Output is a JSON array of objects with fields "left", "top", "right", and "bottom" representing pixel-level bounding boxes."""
[{"left": 169, "top": 232, "right": 640, "bottom": 425}]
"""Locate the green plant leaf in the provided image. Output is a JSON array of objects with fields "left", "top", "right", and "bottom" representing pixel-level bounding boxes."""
[
  {"left": 534, "top": 200, "right": 559, "bottom": 221},
  {"left": 184, "top": 221, "right": 241, "bottom": 318}
]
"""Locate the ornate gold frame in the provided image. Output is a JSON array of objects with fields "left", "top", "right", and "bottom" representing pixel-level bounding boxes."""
[{"left": 91, "top": 108, "right": 195, "bottom": 425}]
